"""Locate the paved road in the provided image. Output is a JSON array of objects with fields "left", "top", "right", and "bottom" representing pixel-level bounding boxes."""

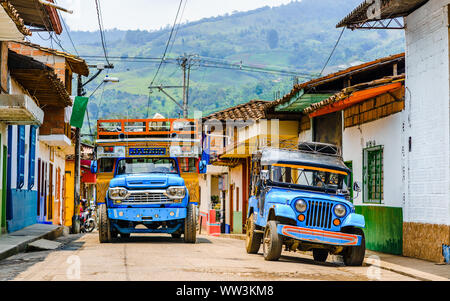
[{"left": 0, "top": 232, "right": 417, "bottom": 281}]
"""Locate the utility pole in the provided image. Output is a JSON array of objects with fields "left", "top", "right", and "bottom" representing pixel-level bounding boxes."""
[
  {"left": 72, "top": 63, "right": 114, "bottom": 234},
  {"left": 149, "top": 54, "right": 196, "bottom": 119},
  {"left": 72, "top": 75, "right": 82, "bottom": 234}
]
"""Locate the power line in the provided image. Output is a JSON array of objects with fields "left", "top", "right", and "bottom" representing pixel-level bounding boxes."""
[
  {"left": 148, "top": 0, "right": 183, "bottom": 87},
  {"left": 319, "top": 27, "right": 345, "bottom": 77},
  {"left": 95, "top": 0, "right": 110, "bottom": 65}
]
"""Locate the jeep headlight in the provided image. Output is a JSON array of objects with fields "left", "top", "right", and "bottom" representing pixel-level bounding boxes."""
[
  {"left": 295, "top": 199, "right": 307, "bottom": 213},
  {"left": 334, "top": 204, "right": 347, "bottom": 217},
  {"left": 165, "top": 186, "right": 186, "bottom": 199},
  {"left": 108, "top": 187, "right": 129, "bottom": 200}
]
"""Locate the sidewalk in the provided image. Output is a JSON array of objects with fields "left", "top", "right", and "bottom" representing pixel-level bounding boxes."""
[
  {"left": 0, "top": 224, "right": 64, "bottom": 261},
  {"left": 219, "top": 233, "right": 450, "bottom": 281}
]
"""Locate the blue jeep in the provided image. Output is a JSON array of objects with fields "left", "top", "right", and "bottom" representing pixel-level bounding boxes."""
[
  {"left": 245, "top": 143, "right": 365, "bottom": 266},
  {"left": 97, "top": 157, "right": 197, "bottom": 243}
]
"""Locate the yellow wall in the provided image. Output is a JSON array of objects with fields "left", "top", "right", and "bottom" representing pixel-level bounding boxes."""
[
  {"left": 64, "top": 160, "right": 75, "bottom": 227},
  {"left": 182, "top": 173, "right": 200, "bottom": 204}
]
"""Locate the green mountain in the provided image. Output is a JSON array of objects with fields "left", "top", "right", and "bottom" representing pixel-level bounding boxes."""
[{"left": 31, "top": 0, "right": 404, "bottom": 140}]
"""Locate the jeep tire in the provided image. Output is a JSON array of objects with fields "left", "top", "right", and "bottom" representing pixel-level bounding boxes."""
[
  {"left": 342, "top": 228, "right": 366, "bottom": 266},
  {"left": 313, "top": 249, "right": 329, "bottom": 262},
  {"left": 98, "top": 204, "right": 111, "bottom": 243},
  {"left": 184, "top": 204, "right": 197, "bottom": 243},
  {"left": 246, "top": 213, "right": 262, "bottom": 254},
  {"left": 263, "top": 220, "right": 282, "bottom": 261}
]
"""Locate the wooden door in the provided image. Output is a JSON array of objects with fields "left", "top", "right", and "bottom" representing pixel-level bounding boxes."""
[{"left": 48, "top": 163, "right": 53, "bottom": 221}]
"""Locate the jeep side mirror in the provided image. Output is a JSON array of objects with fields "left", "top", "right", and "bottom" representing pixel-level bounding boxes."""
[
  {"left": 90, "top": 161, "right": 98, "bottom": 174},
  {"left": 353, "top": 181, "right": 362, "bottom": 193},
  {"left": 261, "top": 170, "right": 269, "bottom": 182}
]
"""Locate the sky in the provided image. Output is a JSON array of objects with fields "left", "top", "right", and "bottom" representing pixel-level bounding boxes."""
[{"left": 57, "top": 0, "right": 296, "bottom": 31}]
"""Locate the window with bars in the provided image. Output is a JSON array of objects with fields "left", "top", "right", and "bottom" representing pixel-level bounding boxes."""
[{"left": 363, "top": 146, "right": 384, "bottom": 204}]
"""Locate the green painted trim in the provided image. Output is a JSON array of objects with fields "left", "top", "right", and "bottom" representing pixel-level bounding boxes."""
[
  {"left": 232, "top": 211, "right": 243, "bottom": 234},
  {"left": 275, "top": 92, "right": 334, "bottom": 112},
  {"left": 345, "top": 161, "right": 353, "bottom": 201},
  {"left": 1, "top": 140, "right": 6, "bottom": 232},
  {"left": 355, "top": 205, "right": 403, "bottom": 255},
  {"left": 363, "top": 145, "right": 384, "bottom": 204}
]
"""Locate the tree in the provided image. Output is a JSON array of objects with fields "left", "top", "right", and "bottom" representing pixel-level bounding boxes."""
[{"left": 266, "top": 29, "right": 279, "bottom": 49}]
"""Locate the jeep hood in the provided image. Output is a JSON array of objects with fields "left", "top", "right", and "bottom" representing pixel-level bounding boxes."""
[
  {"left": 265, "top": 187, "right": 353, "bottom": 207},
  {"left": 109, "top": 173, "right": 185, "bottom": 189}
]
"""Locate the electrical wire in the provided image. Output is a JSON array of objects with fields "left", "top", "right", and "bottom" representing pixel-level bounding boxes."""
[
  {"left": 148, "top": 0, "right": 183, "bottom": 87},
  {"left": 95, "top": 0, "right": 110, "bottom": 65},
  {"left": 319, "top": 27, "right": 345, "bottom": 77}
]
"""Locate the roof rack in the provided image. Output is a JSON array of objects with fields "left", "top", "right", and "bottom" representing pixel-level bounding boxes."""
[{"left": 298, "top": 142, "right": 342, "bottom": 158}]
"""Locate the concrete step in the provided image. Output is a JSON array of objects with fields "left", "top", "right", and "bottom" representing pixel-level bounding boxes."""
[{"left": 27, "top": 239, "right": 62, "bottom": 251}]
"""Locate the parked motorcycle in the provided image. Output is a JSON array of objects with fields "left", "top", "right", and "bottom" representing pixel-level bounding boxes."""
[{"left": 80, "top": 205, "right": 97, "bottom": 233}]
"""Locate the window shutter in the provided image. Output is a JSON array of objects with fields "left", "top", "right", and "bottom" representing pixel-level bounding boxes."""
[
  {"left": 28, "top": 126, "right": 36, "bottom": 190},
  {"left": 17, "top": 125, "right": 25, "bottom": 189}
]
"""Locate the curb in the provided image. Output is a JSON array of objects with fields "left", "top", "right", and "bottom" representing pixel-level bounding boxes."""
[
  {"left": 216, "top": 233, "right": 448, "bottom": 281},
  {"left": 0, "top": 225, "right": 65, "bottom": 262}
]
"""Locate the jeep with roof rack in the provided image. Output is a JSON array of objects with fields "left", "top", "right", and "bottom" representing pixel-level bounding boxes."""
[{"left": 245, "top": 142, "right": 366, "bottom": 266}]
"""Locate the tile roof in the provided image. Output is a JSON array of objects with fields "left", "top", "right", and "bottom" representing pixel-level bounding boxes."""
[
  {"left": 267, "top": 53, "right": 405, "bottom": 111},
  {"left": 0, "top": 0, "right": 31, "bottom": 36},
  {"left": 303, "top": 74, "right": 405, "bottom": 115},
  {"left": 9, "top": 50, "right": 72, "bottom": 107},
  {"left": 204, "top": 100, "right": 272, "bottom": 121},
  {"left": 17, "top": 41, "right": 89, "bottom": 76},
  {"left": 336, "top": 0, "right": 428, "bottom": 28}
]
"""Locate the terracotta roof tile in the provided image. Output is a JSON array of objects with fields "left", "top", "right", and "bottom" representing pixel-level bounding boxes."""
[
  {"left": 0, "top": 0, "right": 31, "bottom": 36},
  {"left": 267, "top": 53, "right": 405, "bottom": 110},
  {"left": 16, "top": 41, "right": 89, "bottom": 76},
  {"left": 203, "top": 100, "right": 272, "bottom": 121}
]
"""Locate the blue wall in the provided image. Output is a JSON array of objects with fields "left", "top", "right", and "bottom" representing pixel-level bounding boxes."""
[{"left": 7, "top": 189, "right": 38, "bottom": 232}]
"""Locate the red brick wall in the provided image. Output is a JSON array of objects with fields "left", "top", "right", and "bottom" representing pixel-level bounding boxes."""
[{"left": 8, "top": 42, "right": 69, "bottom": 85}]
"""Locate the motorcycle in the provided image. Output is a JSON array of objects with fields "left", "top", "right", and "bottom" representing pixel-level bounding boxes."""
[{"left": 80, "top": 206, "right": 97, "bottom": 233}]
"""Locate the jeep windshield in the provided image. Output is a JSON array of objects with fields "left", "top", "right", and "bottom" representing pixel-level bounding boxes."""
[
  {"left": 268, "top": 163, "right": 349, "bottom": 193},
  {"left": 116, "top": 158, "right": 178, "bottom": 175}
]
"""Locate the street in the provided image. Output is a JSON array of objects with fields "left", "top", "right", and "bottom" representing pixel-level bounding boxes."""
[{"left": 0, "top": 232, "right": 417, "bottom": 281}]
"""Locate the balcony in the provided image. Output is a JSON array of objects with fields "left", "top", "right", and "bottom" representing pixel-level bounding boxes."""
[{"left": 0, "top": 94, "right": 44, "bottom": 125}]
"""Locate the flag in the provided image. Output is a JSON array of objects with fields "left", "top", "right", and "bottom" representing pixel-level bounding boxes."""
[{"left": 70, "top": 96, "right": 89, "bottom": 129}]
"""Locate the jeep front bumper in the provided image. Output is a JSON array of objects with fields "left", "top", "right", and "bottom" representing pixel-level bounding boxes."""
[{"left": 278, "top": 225, "right": 362, "bottom": 246}]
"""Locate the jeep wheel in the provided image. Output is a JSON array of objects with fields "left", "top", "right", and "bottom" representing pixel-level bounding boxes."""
[
  {"left": 313, "top": 249, "right": 328, "bottom": 262},
  {"left": 98, "top": 204, "right": 111, "bottom": 243},
  {"left": 184, "top": 204, "right": 197, "bottom": 244},
  {"left": 342, "top": 228, "right": 366, "bottom": 266},
  {"left": 263, "top": 221, "right": 282, "bottom": 261},
  {"left": 246, "top": 213, "right": 262, "bottom": 254}
]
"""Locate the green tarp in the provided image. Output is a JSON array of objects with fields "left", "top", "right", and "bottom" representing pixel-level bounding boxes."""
[{"left": 70, "top": 96, "right": 89, "bottom": 129}]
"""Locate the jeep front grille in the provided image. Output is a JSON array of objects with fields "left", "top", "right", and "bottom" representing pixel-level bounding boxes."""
[
  {"left": 305, "top": 200, "right": 333, "bottom": 230},
  {"left": 122, "top": 190, "right": 172, "bottom": 205}
]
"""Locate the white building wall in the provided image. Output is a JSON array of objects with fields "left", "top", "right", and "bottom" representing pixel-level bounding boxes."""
[
  {"left": 405, "top": 0, "right": 450, "bottom": 225},
  {"left": 343, "top": 113, "right": 403, "bottom": 208}
]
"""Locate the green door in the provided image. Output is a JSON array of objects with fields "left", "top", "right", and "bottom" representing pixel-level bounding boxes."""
[{"left": 1, "top": 140, "right": 6, "bottom": 233}]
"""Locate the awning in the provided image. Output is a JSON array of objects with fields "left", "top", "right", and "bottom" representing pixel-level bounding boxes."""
[
  {"left": 8, "top": 0, "right": 62, "bottom": 34},
  {"left": 336, "top": 0, "right": 428, "bottom": 29},
  {"left": 309, "top": 82, "right": 403, "bottom": 118},
  {"left": 8, "top": 50, "right": 71, "bottom": 107}
]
